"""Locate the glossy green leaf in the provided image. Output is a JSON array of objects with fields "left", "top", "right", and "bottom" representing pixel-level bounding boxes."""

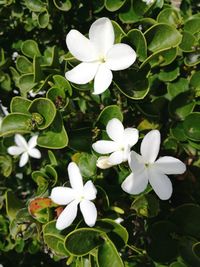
[
  {"left": 183, "top": 113, "right": 200, "bottom": 141},
  {"left": 0, "top": 155, "right": 12, "bottom": 177},
  {"left": 190, "top": 71, "right": 200, "bottom": 91},
  {"left": 157, "top": 8, "right": 182, "bottom": 26},
  {"left": 97, "top": 237, "right": 124, "bottom": 267},
  {"left": 105, "top": 0, "right": 126, "bottom": 12},
  {"left": 64, "top": 228, "right": 104, "bottom": 256},
  {"left": 5, "top": 191, "right": 23, "bottom": 221},
  {"left": 179, "top": 31, "right": 196, "bottom": 52},
  {"left": 179, "top": 237, "right": 200, "bottom": 267},
  {"left": 24, "top": 0, "right": 46, "bottom": 12},
  {"left": 184, "top": 52, "right": 200, "bottom": 66},
  {"left": 96, "top": 105, "right": 123, "bottom": 127},
  {"left": 18, "top": 73, "right": 37, "bottom": 96},
  {"left": 53, "top": 0, "right": 71, "bottom": 11},
  {"left": 21, "top": 40, "right": 41, "bottom": 59},
  {"left": 114, "top": 67, "right": 150, "bottom": 99},
  {"left": 33, "top": 56, "right": 43, "bottom": 82},
  {"left": 185, "top": 18, "right": 200, "bottom": 34},
  {"left": 10, "top": 96, "right": 31, "bottom": 114},
  {"left": 112, "top": 20, "right": 126, "bottom": 43},
  {"left": 0, "top": 113, "right": 32, "bottom": 137},
  {"left": 53, "top": 74, "right": 72, "bottom": 95},
  {"left": 16, "top": 56, "right": 33, "bottom": 73},
  {"left": 77, "top": 152, "right": 97, "bottom": 178},
  {"left": 43, "top": 221, "right": 69, "bottom": 256},
  {"left": 47, "top": 86, "right": 67, "bottom": 109},
  {"left": 38, "top": 10, "right": 49, "bottom": 28},
  {"left": 158, "top": 66, "right": 180, "bottom": 82},
  {"left": 167, "top": 78, "right": 189, "bottom": 100},
  {"left": 37, "top": 111, "right": 68, "bottom": 149},
  {"left": 28, "top": 98, "right": 56, "bottom": 130}
]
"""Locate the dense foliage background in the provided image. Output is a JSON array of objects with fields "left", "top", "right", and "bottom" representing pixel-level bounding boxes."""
[{"left": 0, "top": 0, "right": 200, "bottom": 266}]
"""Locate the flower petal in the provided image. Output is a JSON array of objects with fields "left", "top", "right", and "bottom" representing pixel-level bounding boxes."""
[
  {"left": 154, "top": 156, "right": 186, "bottom": 175},
  {"left": 80, "top": 199, "right": 97, "bottom": 227},
  {"left": 19, "top": 152, "right": 29, "bottom": 167},
  {"left": 51, "top": 187, "right": 75, "bottom": 205},
  {"left": 89, "top": 17, "right": 114, "bottom": 56},
  {"left": 65, "top": 62, "right": 99, "bottom": 85},
  {"left": 7, "top": 146, "right": 24, "bottom": 155},
  {"left": 68, "top": 162, "right": 83, "bottom": 192},
  {"left": 93, "top": 64, "right": 113, "bottom": 95},
  {"left": 140, "top": 130, "right": 160, "bottom": 163},
  {"left": 128, "top": 151, "right": 145, "bottom": 173},
  {"left": 106, "top": 43, "right": 137, "bottom": 71},
  {"left": 121, "top": 171, "right": 148, "bottom": 195},
  {"left": 56, "top": 200, "right": 78, "bottom": 230},
  {"left": 15, "top": 134, "right": 28, "bottom": 150},
  {"left": 66, "top": 29, "right": 98, "bottom": 62},
  {"left": 109, "top": 151, "right": 124, "bottom": 165},
  {"left": 92, "top": 140, "right": 118, "bottom": 154},
  {"left": 28, "top": 148, "right": 41, "bottom": 159},
  {"left": 123, "top": 128, "right": 139, "bottom": 147},
  {"left": 28, "top": 135, "right": 38, "bottom": 149},
  {"left": 96, "top": 156, "right": 113, "bottom": 169},
  {"left": 106, "top": 118, "right": 124, "bottom": 142},
  {"left": 148, "top": 169, "right": 172, "bottom": 200},
  {"left": 83, "top": 181, "right": 97, "bottom": 200}
]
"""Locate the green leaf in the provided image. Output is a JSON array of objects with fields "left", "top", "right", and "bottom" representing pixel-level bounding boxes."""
[
  {"left": 16, "top": 56, "right": 33, "bottom": 73},
  {"left": 77, "top": 153, "right": 97, "bottom": 178},
  {"left": 179, "top": 237, "right": 200, "bottom": 267},
  {"left": 33, "top": 56, "right": 43, "bottom": 83},
  {"left": 96, "top": 105, "right": 123, "bottom": 127},
  {"left": 0, "top": 113, "right": 32, "bottom": 137},
  {"left": 114, "top": 67, "right": 150, "bottom": 99},
  {"left": 37, "top": 10, "right": 49, "bottom": 28},
  {"left": 170, "top": 262, "right": 187, "bottom": 267},
  {"left": 184, "top": 18, "right": 200, "bottom": 34},
  {"left": 146, "top": 221, "right": 178, "bottom": 263},
  {"left": 28, "top": 98, "right": 56, "bottom": 130},
  {"left": 183, "top": 113, "right": 200, "bottom": 141},
  {"left": 10, "top": 96, "right": 31, "bottom": 114},
  {"left": 190, "top": 70, "right": 200, "bottom": 91},
  {"left": 5, "top": 191, "right": 23, "bottom": 221},
  {"left": 144, "top": 23, "right": 182, "bottom": 53},
  {"left": 21, "top": 40, "right": 41, "bottom": 59},
  {"left": 37, "top": 111, "right": 68, "bottom": 149},
  {"left": 41, "top": 46, "right": 59, "bottom": 67},
  {"left": 0, "top": 155, "right": 12, "bottom": 177},
  {"left": 179, "top": 31, "right": 197, "bottom": 52},
  {"left": 158, "top": 66, "right": 180, "bottom": 82},
  {"left": 18, "top": 73, "right": 37, "bottom": 97},
  {"left": 112, "top": 20, "right": 126, "bottom": 43},
  {"left": 105, "top": 0, "right": 126, "bottom": 12},
  {"left": 64, "top": 228, "right": 104, "bottom": 256},
  {"left": 43, "top": 221, "right": 69, "bottom": 256},
  {"left": 97, "top": 237, "right": 124, "bottom": 267},
  {"left": 53, "top": 0, "right": 71, "bottom": 11},
  {"left": 157, "top": 8, "right": 182, "bottom": 26},
  {"left": 24, "top": 0, "right": 46, "bottom": 12},
  {"left": 47, "top": 86, "right": 67, "bottom": 109},
  {"left": 184, "top": 52, "right": 200, "bottom": 67},
  {"left": 53, "top": 74, "right": 72, "bottom": 95},
  {"left": 1, "top": 73, "right": 11, "bottom": 92},
  {"left": 169, "top": 204, "right": 200, "bottom": 238},
  {"left": 167, "top": 78, "right": 189, "bottom": 100},
  {"left": 126, "top": 29, "right": 147, "bottom": 61}
]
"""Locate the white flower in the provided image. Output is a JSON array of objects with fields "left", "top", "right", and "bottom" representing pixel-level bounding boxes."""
[
  {"left": 65, "top": 17, "right": 136, "bottom": 95},
  {"left": 121, "top": 130, "right": 186, "bottom": 200},
  {"left": 50, "top": 162, "right": 97, "bottom": 230},
  {"left": 142, "top": 0, "right": 155, "bottom": 5},
  {"left": 92, "top": 118, "right": 139, "bottom": 166},
  {"left": 96, "top": 156, "right": 114, "bottom": 169},
  {"left": 7, "top": 134, "right": 41, "bottom": 167}
]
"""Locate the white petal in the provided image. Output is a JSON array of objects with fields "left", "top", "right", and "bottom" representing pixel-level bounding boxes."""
[
  {"left": 56, "top": 200, "right": 78, "bottom": 230},
  {"left": 28, "top": 148, "right": 41, "bottom": 159},
  {"left": 93, "top": 64, "right": 113, "bottom": 94},
  {"left": 65, "top": 62, "right": 99, "bottom": 85},
  {"left": 96, "top": 156, "right": 113, "bottom": 169},
  {"left": 106, "top": 118, "right": 124, "bottom": 142},
  {"left": 15, "top": 134, "right": 28, "bottom": 149},
  {"left": 89, "top": 17, "right": 114, "bottom": 56},
  {"left": 106, "top": 43, "right": 137, "bottom": 71},
  {"left": 66, "top": 30, "right": 98, "bottom": 62},
  {"left": 28, "top": 135, "right": 38, "bottom": 149},
  {"left": 108, "top": 151, "right": 124, "bottom": 165},
  {"left": 140, "top": 130, "right": 161, "bottom": 164},
  {"left": 68, "top": 162, "right": 83, "bottom": 192},
  {"left": 83, "top": 181, "right": 97, "bottom": 200},
  {"left": 123, "top": 128, "right": 139, "bottom": 147},
  {"left": 148, "top": 169, "right": 172, "bottom": 200},
  {"left": 51, "top": 187, "right": 75, "bottom": 205},
  {"left": 121, "top": 171, "right": 148, "bottom": 195},
  {"left": 19, "top": 152, "right": 29, "bottom": 167},
  {"left": 128, "top": 151, "right": 145, "bottom": 173},
  {"left": 92, "top": 140, "right": 118, "bottom": 154},
  {"left": 154, "top": 156, "right": 186, "bottom": 175},
  {"left": 7, "top": 146, "right": 24, "bottom": 155},
  {"left": 80, "top": 199, "right": 97, "bottom": 227}
]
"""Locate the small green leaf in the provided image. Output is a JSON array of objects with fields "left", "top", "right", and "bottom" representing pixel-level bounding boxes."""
[
  {"left": 6, "top": 191, "right": 23, "bottom": 221},
  {"left": 64, "top": 228, "right": 104, "bottom": 256},
  {"left": 21, "top": 40, "right": 41, "bottom": 59},
  {"left": 185, "top": 18, "right": 200, "bottom": 34},
  {"left": 16, "top": 56, "right": 33, "bottom": 73},
  {"left": 53, "top": 0, "right": 71, "bottom": 11},
  {"left": 179, "top": 31, "right": 196, "bottom": 52},
  {"left": 24, "top": 0, "right": 46, "bottom": 12},
  {"left": 96, "top": 105, "right": 123, "bottom": 127},
  {"left": 10, "top": 96, "right": 31, "bottom": 114},
  {"left": 37, "top": 10, "right": 49, "bottom": 28},
  {"left": 157, "top": 8, "right": 182, "bottom": 26},
  {"left": 18, "top": 73, "right": 37, "bottom": 97},
  {"left": 76, "top": 152, "right": 97, "bottom": 178},
  {"left": 183, "top": 113, "right": 200, "bottom": 141},
  {"left": 53, "top": 74, "right": 72, "bottom": 95},
  {"left": 105, "top": 0, "right": 126, "bottom": 12}
]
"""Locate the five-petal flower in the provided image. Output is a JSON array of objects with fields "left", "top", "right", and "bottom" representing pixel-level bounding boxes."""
[
  {"left": 65, "top": 17, "right": 136, "bottom": 94},
  {"left": 50, "top": 162, "right": 97, "bottom": 230},
  {"left": 121, "top": 130, "right": 186, "bottom": 200},
  {"left": 92, "top": 118, "right": 139, "bottom": 166},
  {"left": 7, "top": 134, "right": 41, "bottom": 167}
]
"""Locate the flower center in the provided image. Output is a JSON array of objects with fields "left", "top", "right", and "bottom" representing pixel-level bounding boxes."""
[{"left": 99, "top": 55, "right": 106, "bottom": 63}]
